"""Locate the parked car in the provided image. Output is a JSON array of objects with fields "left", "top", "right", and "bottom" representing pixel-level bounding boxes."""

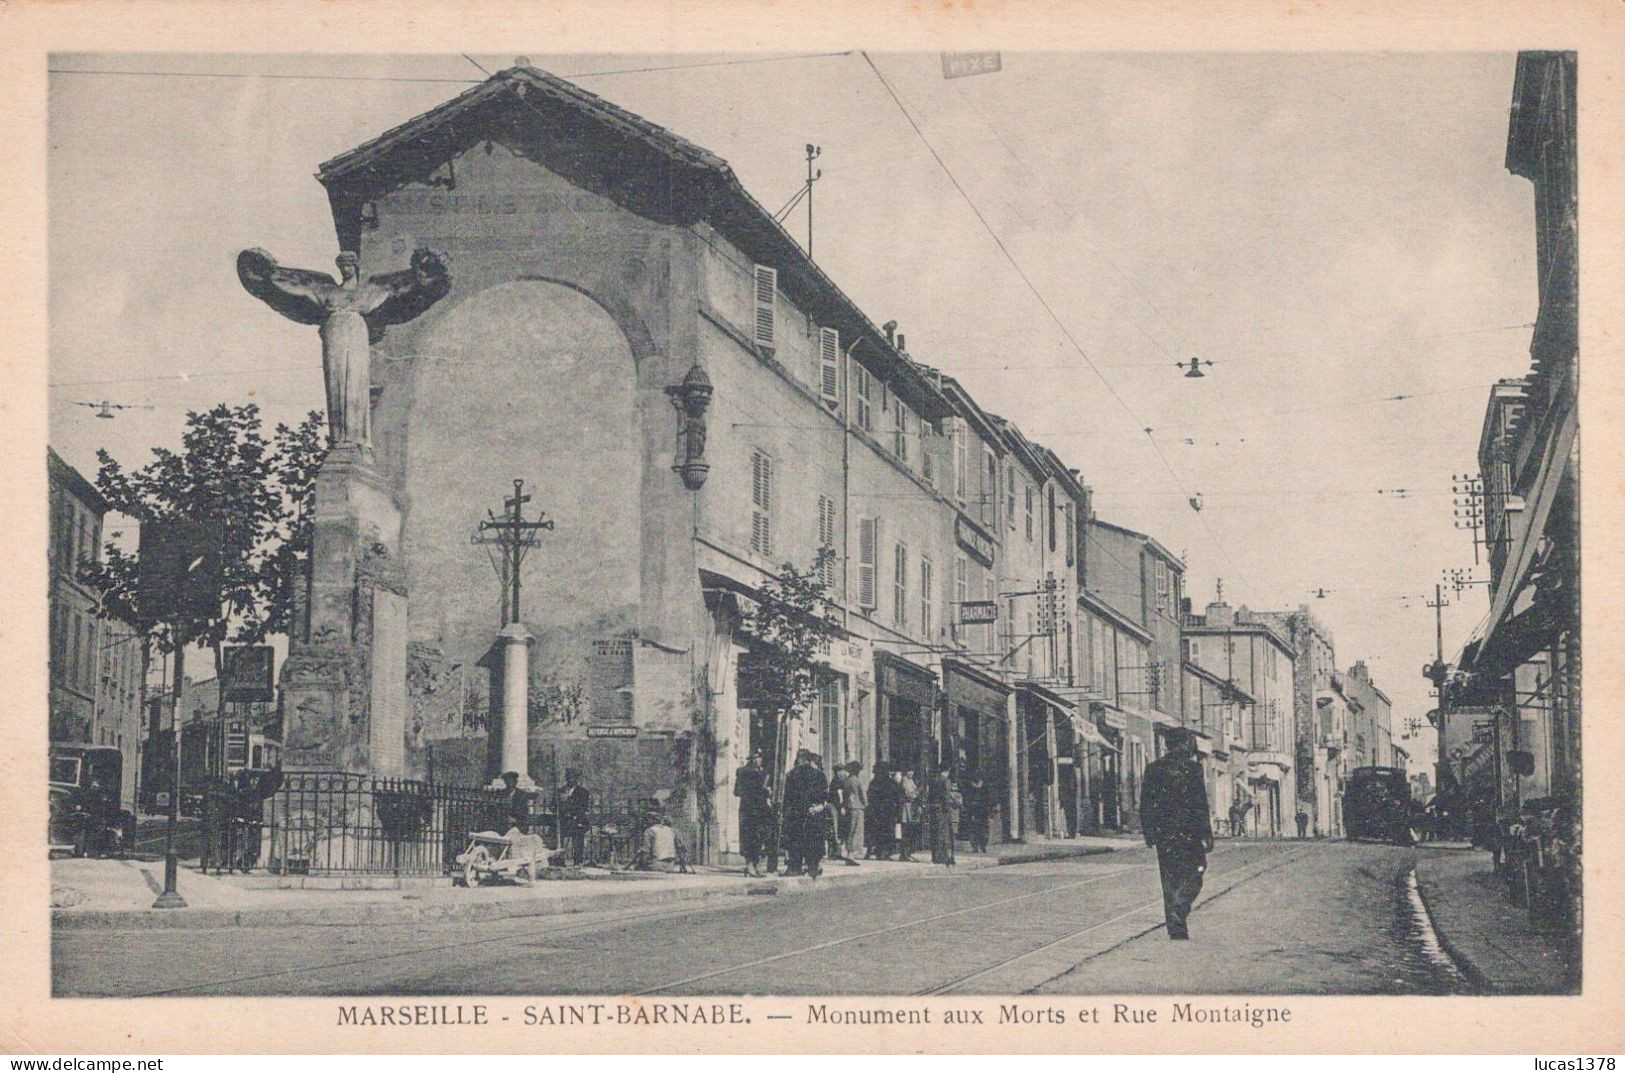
[
  {"left": 1342, "top": 766, "right": 1423, "bottom": 846},
  {"left": 49, "top": 744, "right": 136, "bottom": 858}
]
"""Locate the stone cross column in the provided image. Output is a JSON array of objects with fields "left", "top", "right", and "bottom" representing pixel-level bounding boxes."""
[{"left": 498, "top": 623, "right": 536, "bottom": 787}]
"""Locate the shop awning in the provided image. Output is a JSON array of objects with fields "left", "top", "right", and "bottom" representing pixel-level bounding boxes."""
[
  {"left": 1018, "top": 682, "right": 1120, "bottom": 752},
  {"left": 1072, "top": 712, "right": 1120, "bottom": 751},
  {"left": 1464, "top": 403, "right": 1576, "bottom": 677}
]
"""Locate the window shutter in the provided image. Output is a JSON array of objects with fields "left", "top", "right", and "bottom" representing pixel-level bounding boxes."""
[
  {"left": 920, "top": 423, "right": 935, "bottom": 485},
  {"left": 893, "top": 543, "right": 909, "bottom": 627},
  {"left": 853, "top": 362, "right": 872, "bottom": 431},
  {"left": 818, "top": 327, "right": 840, "bottom": 407},
  {"left": 857, "top": 517, "right": 877, "bottom": 609},
  {"left": 753, "top": 265, "right": 777, "bottom": 351},
  {"left": 920, "top": 557, "right": 934, "bottom": 637},
  {"left": 751, "top": 450, "right": 772, "bottom": 557}
]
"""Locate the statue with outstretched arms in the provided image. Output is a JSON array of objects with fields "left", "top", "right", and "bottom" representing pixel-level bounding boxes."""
[{"left": 237, "top": 248, "right": 450, "bottom": 449}]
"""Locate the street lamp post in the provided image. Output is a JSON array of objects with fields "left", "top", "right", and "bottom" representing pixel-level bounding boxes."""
[{"left": 152, "top": 627, "right": 187, "bottom": 909}]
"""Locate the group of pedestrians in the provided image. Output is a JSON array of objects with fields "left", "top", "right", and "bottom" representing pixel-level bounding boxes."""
[{"left": 734, "top": 750, "right": 996, "bottom": 878}]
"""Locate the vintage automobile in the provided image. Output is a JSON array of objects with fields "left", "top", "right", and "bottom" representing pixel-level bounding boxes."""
[
  {"left": 49, "top": 744, "right": 137, "bottom": 858},
  {"left": 1342, "top": 765, "right": 1423, "bottom": 846}
]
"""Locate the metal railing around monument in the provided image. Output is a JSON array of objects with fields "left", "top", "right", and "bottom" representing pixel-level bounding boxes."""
[{"left": 261, "top": 771, "right": 508, "bottom": 876}]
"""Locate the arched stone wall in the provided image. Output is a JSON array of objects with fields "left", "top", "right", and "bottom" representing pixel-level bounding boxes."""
[{"left": 400, "top": 279, "right": 642, "bottom": 758}]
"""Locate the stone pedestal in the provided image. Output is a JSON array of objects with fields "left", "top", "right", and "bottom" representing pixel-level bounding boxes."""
[
  {"left": 494, "top": 624, "right": 535, "bottom": 787},
  {"left": 279, "top": 446, "right": 410, "bottom": 776}
]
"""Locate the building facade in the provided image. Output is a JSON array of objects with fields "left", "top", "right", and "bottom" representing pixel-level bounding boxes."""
[
  {"left": 1183, "top": 600, "right": 1298, "bottom": 837},
  {"left": 308, "top": 63, "right": 1140, "bottom": 861},
  {"left": 48, "top": 448, "right": 143, "bottom": 809},
  {"left": 1080, "top": 519, "right": 1186, "bottom": 832},
  {"left": 1450, "top": 51, "right": 1579, "bottom": 831},
  {"left": 1256, "top": 606, "right": 1340, "bottom": 836},
  {"left": 1344, "top": 660, "right": 1395, "bottom": 769}
]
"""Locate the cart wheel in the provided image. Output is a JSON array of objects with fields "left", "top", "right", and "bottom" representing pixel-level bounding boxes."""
[
  {"left": 517, "top": 861, "right": 535, "bottom": 886},
  {"left": 462, "top": 845, "right": 489, "bottom": 888}
]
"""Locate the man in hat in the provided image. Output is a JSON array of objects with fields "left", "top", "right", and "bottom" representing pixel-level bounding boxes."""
[
  {"left": 554, "top": 768, "right": 591, "bottom": 866},
  {"left": 1139, "top": 728, "right": 1213, "bottom": 940}
]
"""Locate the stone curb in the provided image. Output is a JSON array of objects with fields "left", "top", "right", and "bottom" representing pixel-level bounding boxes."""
[
  {"left": 1410, "top": 856, "right": 1499, "bottom": 995},
  {"left": 54, "top": 845, "right": 1108, "bottom": 931}
]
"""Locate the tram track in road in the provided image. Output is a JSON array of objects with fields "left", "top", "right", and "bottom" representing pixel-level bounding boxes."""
[
  {"left": 632, "top": 843, "right": 1275, "bottom": 996},
  {"left": 921, "top": 845, "right": 1317, "bottom": 995},
  {"left": 104, "top": 842, "right": 1288, "bottom": 997}
]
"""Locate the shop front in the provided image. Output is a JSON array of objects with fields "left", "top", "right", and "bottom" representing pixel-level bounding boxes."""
[
  {"left": 875, "top": 651, "right": 938, "bottom": 784},
  {"left": 943, "top": 660, "right": 1013, "bottom": 843}
]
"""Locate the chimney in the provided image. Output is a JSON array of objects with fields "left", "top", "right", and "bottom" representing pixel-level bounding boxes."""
[
  {"left": 896, "top": 333, "right": 907, "bottom": 354},
  {"left": 882, "top": 320, "right": 897, "bottom": 346},
  {"left": 1205, "top": 600, "right": 1235, "bottom": 626}
]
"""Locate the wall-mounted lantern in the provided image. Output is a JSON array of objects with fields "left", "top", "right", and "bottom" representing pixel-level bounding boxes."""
[{"left": 665, "top": 363, "right": 713, "bottom": 490}]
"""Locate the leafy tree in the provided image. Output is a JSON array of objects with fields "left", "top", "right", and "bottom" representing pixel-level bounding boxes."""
[
  {"left": 741, "top": 548, "right": 841, "bottom": 738},
  {"left": 79, "top": 404, "right": 326, "bottom": 652},
  {"left": 738, "top": 548, "right": 840, "bottom": 865}
]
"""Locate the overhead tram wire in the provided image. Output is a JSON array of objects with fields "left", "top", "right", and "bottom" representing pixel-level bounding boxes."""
[
  {"left": 856, "top": 51, "right": 1253, "bottom": 591},
  {"left": 50, "top": 51, "right": 856, "bottom": 86}
]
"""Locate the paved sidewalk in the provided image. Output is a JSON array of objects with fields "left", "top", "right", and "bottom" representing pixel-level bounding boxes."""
[
  {"left": 53, "top": 834, "right": 1125, "bottom": 931},
  {"left": 50, "top": 853, "right": 989, "bottom": 931},
  {"left": 1414, "top": 848, "right": 1579, "bottom": 994}
]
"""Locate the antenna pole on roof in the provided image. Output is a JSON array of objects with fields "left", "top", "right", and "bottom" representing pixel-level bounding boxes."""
[{"left": 805, "top": 143, "right": 822, "bottom": 261}]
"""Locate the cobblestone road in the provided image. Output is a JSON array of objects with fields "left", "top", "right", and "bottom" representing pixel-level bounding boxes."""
[{"left": 53, "top": 841, "right": 1468, "bottom": 997}]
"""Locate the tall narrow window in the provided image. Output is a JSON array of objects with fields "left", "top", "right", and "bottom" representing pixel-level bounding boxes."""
[
  {"left": 752, "top": 265, "right": 777, "bottom": 351},
  {"left": 750, "top": 450, "right": 772, "bottom": 558},
  {"left": 1065, "top": 502, "right": 1076, "bottom": 565},
  {"left": 982, "top": 448, "right": 998, "bottom": 527},
  {"left": 893, "top": 401, "right": 911, "bottom": 463},
  {"left": 816, "top": 494, "right": 837, "bottom": 590},
  {"left": 920, "top": 422, "right": 935, "bottom": 486},
  {"left": 920, "top": 557, "right": 934, "bottom": 639},
  {"left": 1047, "top": 485, "right": 1057, "bottom": 552},
  {"left": 1005, "top": 466, "right": 1016, "bottom": 530},
  {"left": 893, "top": 543, "right": 909, "bottom": 628},
  {"left": 952, "top": 421, "right": 967, "bottom": 501},
  {"left": 857, "top": 518, "right": 878, "bottom": 610},
  {"left": 818, "top": 326, "right": 840, "bottom": 407},
  {"left": 853, "top": 363, "right": 873, "bottom": 432},
  {"left": 1024, "top": 485, "right": 1034, "bottom": 542}
]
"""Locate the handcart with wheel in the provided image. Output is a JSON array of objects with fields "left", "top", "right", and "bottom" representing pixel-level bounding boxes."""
[{"left": 453, "top": 828, "right": 547, "bottom": 886}]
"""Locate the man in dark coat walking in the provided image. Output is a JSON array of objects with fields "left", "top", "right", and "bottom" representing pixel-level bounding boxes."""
[{"left": 1139, "top": 729, "right": 1213, "bottom": 940}]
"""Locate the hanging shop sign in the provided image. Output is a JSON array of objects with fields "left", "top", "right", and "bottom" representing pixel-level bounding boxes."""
[
  {"left": 959, "top": 599, "right": 999, "bottom": 625},
  {"left": 955, "top": 516, "right": 996, "bottom": 568}
]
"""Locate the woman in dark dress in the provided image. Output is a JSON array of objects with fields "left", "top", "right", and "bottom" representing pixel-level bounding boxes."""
[
  {"left": 865, "top": 762, "right": 899, "bottom": 859},
  {"left": 961, "top": 773, "right": 990, "bottom": 854},
  {"left": 927, "top": 771, "right": 962, "bottom": 866},
  {"left": 734, "top": 751, "right": 773, "bottom": 877}
]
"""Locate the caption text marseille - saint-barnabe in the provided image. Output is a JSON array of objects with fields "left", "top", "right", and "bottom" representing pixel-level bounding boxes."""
[{"left": 336, "top": 1002, "right": 1293, "bottom": 1030}]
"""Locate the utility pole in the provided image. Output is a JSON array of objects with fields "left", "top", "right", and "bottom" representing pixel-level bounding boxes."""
[
  {"left": 1452, "top": 473, "right": 1486, "bottom": 565},
  {"left": 1421, "top": 583, "right": 1451, "bottom": 811},
  {"left": 805, "top": 144, "right": 822, "bottom": 261}
]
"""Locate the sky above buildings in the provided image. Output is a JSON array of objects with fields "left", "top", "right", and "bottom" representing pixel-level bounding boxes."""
[{"left": 47, "top": 51, "right": 1538, "bottom": 761}]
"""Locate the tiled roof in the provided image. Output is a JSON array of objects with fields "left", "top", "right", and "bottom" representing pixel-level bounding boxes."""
[{"left": 317, "top": 65, "right": 950, "bottom": 420}]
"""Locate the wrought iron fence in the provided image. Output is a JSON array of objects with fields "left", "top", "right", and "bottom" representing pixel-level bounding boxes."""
[
  {"left": 258, "top": 772, "right": 669, "bottom": 875},
  {"left": 261, "top": 771, "right": 507, "bottom": 876}
]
